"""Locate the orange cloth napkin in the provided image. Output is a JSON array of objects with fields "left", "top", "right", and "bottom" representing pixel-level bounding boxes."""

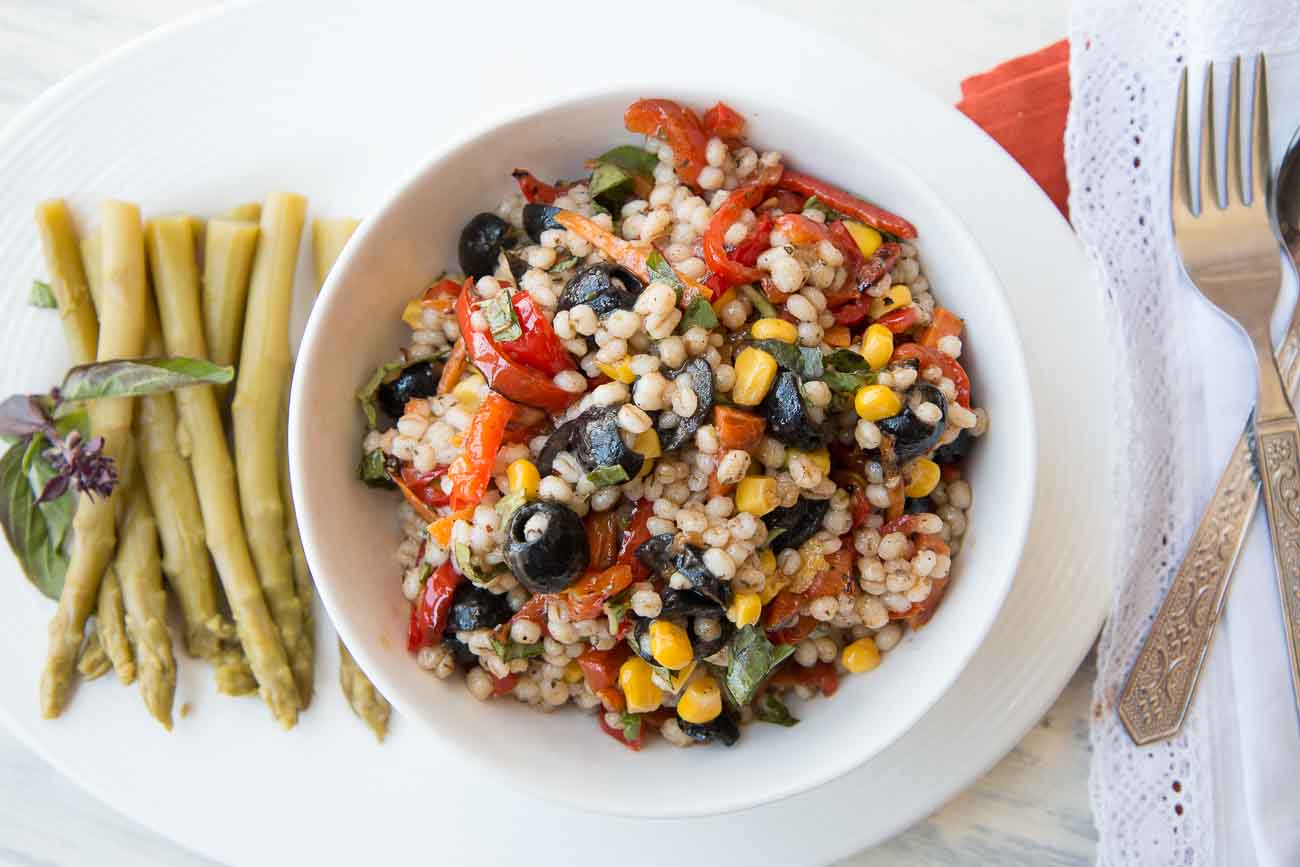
[{"left": 956, "top": 39, "right": 1071, "bottom": 219}]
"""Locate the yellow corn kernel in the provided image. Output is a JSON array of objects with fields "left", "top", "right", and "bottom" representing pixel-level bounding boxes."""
[
  {"left": 728, "top": 592, "right": 762, "bottom": 628},
  {"left": 843, "top": 221, "right": 883, "bottom": 258},
  {"left": 862, "top": 324, "right": 894, "bottom": 371},
  {"left": 632, "top": 427, "right": 661, "bottom": 459},
  {"left": 711, "top": 287, "right": 738, "bottom": 316},
  {"left": 759, "top": 574, "right": 789, "bottom": 605},
  {"left": 677, "top": 675, "right": 723, "bottom": 724},
  {"left": 759, "top": 548, "right": 777, "bottom": 575},
  {"left": 735, "top": 475, "right": 780, "bottom": 517},
  {"left": 854, "top": 384, "right": 902, "bottom": 421},
  {"left": 507, "top": 459, "right": 540, "bottom": 499},
  {"left": 905, "top": 458, "right": 941, "bottom": 499},
  {"left": 751, "top": 317, "right": 798, "bottom": 343},
  {"left": 563, "top": 661, "right": 585, "bottom": 684},
  {"left": 732, "top": 347, "right": 779, "bottom": 406},
  {"left": 841, "top": 637, "right": 881, "bottom": 674},
  {"left": 596, "top": 359, "right": 636, "bottom": 384},
  {"left": 618, "top": 657, "right": 664, "bottom": 713},
  {"left": 649, "top": 620, "right": 693, "bottom": 670},
  {"left": 790, "top": 447, "right": 832, "bottom": 474},
  {"left": 868, "top": 285, "right": 912, "bottom": 320},
  {"left": 451, "top": 372, "right": 486, "bottom": 411},
  {"left": 402, "top": 298, "right": 427, "bottom": 330}
]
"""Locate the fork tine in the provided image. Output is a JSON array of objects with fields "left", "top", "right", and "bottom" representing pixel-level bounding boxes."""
[
  {"left": 1201, "top": 62, "right": 1219, "bottom": 211},
  {"left": 1251, "top": 54, "right": 1271, "bottom": 204},
  {"left": 1227, "top": 57, "right": 1244, "bottom": 205},
  {"left": 1173, "top": 67, "right": 1193, "bottom": 217}
]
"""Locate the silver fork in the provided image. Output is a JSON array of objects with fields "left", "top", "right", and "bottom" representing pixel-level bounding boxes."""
[{"left": 1165, "top": 57, "right": 1300, "bottom": 719}]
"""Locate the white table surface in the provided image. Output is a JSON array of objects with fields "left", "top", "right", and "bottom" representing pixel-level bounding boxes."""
[{"left": 0, "top": 1, "right": 1096, "bottom": 865}]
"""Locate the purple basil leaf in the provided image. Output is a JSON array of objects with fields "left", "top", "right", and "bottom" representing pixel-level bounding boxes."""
[
  {"left": 0, "top": 395, "right": 52, "bottom": 438},
  {"left": 36, "top": 473, "right": 69, "bottom": 505}
]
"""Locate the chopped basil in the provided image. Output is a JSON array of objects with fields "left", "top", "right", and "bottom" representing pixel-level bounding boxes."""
[
  {"left": 357, "top": 448, "right": 395, "bottom": 487},
  {"left": 28, "top": 280, "right": 57, "bottom": 309},
  {"left": 59, "top": 357, "right": 233, "bottom": 402},
  {"left": 479, "top": 287, "right": 521, "bottom": 343},
  {"left": 604, "top": 588, "right": 632, "bottom": 636},
  {"left": 750, "top": 338, "right": 823, "bottom": 380},
  {"left": 822, "top": 369, "right": 871, "bottom": 392},
  {"left": 596, "top": 145, "right": 659, "bottom": 177},
  {"left": 646, "top": 251, "right": 686, "bottom": 299},
  {"left": 825, "top": 349, "right": 873, "bottom": 375},
  {"left": 678, "top": 296, "right": 718, "bottom": 332},
  {"left": 357, "top": 359, "right": 406, "bottom": 428},
  {"left": 587, "top": 464, "right": 629, "bottom": 488},
  {"left": 724, "top": 625, "right": 796, "bottom": 707},
  {"left": 821, "top": 348, "right": 877, "bottom": 392},
  {"left": 620, "top": 712, "right": 643, "bottom": 742},
  {"left": 741, "top": 284, "right": 778, "bottom": 319},
  {"left": 490, "top": 637, "right": 546, "bottom": 662},
  {"left": 754, "top": 692, "right": 799, "bottom": 727},
  {"left": 802, "top": 194, "right": 844, "bottom": 222},
  {"left": 549, "top": 255, "right": 579, "bottom": 274},
  {"left": 589, "top": 163, "right": 632, "bottom": 204},
  {"left": 764, "top": 527, "right": 786, "bottom": 547},
  {"left": 495, "top": 491, "right": 526, "bottom": 524}
]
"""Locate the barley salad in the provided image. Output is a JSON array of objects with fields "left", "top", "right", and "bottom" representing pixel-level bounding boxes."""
[{"left": 356, "top": 97, "right": 986, "bottom": 750}]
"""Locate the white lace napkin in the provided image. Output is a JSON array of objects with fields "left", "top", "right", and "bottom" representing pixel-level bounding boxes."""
[{"left": 1068, "top": 2, "right": 1300, "bottom": 865}]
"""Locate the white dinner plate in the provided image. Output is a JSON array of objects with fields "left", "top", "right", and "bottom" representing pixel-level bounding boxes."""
[{"left": 0, "top": 1, "right": 1111, "bottom": 864}]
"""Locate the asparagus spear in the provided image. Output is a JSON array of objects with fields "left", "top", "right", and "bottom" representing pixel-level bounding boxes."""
[
  {"left": 232, "top": 193, "right": 312, "bottom": 704},
  {"left": 76, "top": 631, "right": 111, "bottom": 681},
  {"left": 201, "top": 218, "right": 259, "bottom": 385},
  {"left": 39, "top": 201, "right": 147, "bottom": 718},
  {"left": 311, "top": 217, "right": 360, "bottom": 289},
  {"left": 213, "top": 650, "right": 258, "bottom": 696},
  {"left": 147, "top": 215, "right": 300, "bottom": 727},
  {"left": 339, "top": 642, "right": 390, "bottom": 742},
  {"left": 34, "top": 200, "right": 97, "bottom": 365},
  {"left": 278, "top": 390, "right": 315, "bottom": 707},
  {"left": 114, "top": 480, "right": 176, "bottom": 728},
  {"left": 312, "top": 215, "right": 391, "bottom": 739},
  {"left": 95, "top": 567, "right": 135, "bottom": 684}
]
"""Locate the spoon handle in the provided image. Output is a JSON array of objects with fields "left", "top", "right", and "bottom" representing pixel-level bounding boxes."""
[{"left": 1254, "top": 408, "right": 1300, "bottom": 724}]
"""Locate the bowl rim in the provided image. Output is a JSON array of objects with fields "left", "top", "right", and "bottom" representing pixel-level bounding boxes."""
[{"left": 290, "top": 84, "right": 1038, "bottom": 819}]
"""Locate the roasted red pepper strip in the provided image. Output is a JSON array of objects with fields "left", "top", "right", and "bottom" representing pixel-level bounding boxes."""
[
  {"left": 733, "top": 213, "right": 774, "bottom": 268},
  {"left": 492, "top": 673, "right": 519, "bottom": 696},
  {"left": 849, "top": 486, "right": 872, "bottom": 529},
  {"left": 550, "top": 209, "right": 712, "bottom": 302},
  {"left": 879, "top": 514, "right": 924, "bottom": 537},
  {"left": 714, "top": 405, "right": 766, "bottom": 451},
  {"left": 831, "top": 295, "right": 872, "bottom": 327},
  {"left": 567, "top": 564, "right": 634, "bottom": 623},
  {"left": 407, "top": 561, "right": 461, "bottom": 651},
  {"left": 617, "top": 499, "right": 655, "bottom": 580},
  {"left": 598, "top": 710, "right": 644, "bottom": 751},
  {"left": 511, "top": 169, "right": 563, "bottom": 204},
  {"left": 801, "top": 547, "right": 855, "bottom": 599},
  {"left": 772, "top": 214, "right": 861, "bottom": 269},
  {"left": 577, "top": 644, "right": 630, "bottom": 693},
  {"left": 892, "top": 343, "right": 972, "bottom": 408},
  {"left": 874, "top": 305, "right": 921, "bottom": 335},
  {"left": 826, "top": 220, "right": 865, "bottom": 272},
  {"left": 778, "top": 169, "right": 917, "bottom": 239},
  {"left": 826, "top": 241, "right": 901, "bottom": 309},
  {"left": 770, "top": 615, "right": 818, "bottom": 646},
  {"left": 703, "top": 164, "right": 784, "bottom": 288},
  {"left": 624, "top": 98, "right": 709, "bottom": 187},
  {"left": 763, "top": 590, "right": 802, "bottom": 633},
  {"left": 496, "top": 292, "right": 574, "bottom": 377},
  {"left": 392, "top": 472, "right": 438, "bottom": 524},
  {"left": 770, "top": 661, "right": 840, "bottom": 697},
  {"left": 446, "top": 391, "right": 516, "bottom": 510},
  {"left": 455, "top": 282, "right": 579, "bottom": 413},
  {"left": 498, "top": 594, "right": 548, "bottom": 643},
  {"left": 702, "top": 101, "right": 745, "bottom": 140},
  {"left": 919, "top": 307, "right": 964, "bottom": 350},
  {"left": 399, "top": 465, "right": 450, "bottom": 511}
]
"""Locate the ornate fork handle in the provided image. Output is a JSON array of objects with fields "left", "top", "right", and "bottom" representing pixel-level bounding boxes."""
[{"left": 1119, "top": 326, "right": 1300, "bottom": 744}]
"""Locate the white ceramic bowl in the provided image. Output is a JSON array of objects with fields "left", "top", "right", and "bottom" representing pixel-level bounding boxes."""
[{"left": 290, "top": 89, "right": 1036, "bottom": 819}]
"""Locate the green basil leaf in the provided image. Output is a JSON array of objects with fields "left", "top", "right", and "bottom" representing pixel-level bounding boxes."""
[
  {"left": 60, "top": 358, "right": 233, "bottom": 403},
  {"left": 825, "top": 349, "right": 873, "bottom": 375},
  {"left": 0, "top": 438, "right": 66, "bottom": 600},
  {"left": 490, "top": 637, "right": 546, "bottom": 662},
  {"left": 802, "top": 194, "right": 844, "bottom": 222},
  {"left": 549, "top": 256, "right": 579, "bottom": 274},
  {"left": 589, "top": 163, "right": 631, "bottom": 200},
  {"left": 455, "top": 541, "right": 491, "bottom": 586},
  {"left": 740, "top": 284, "right": 778, "bottom": 319},
  {"left": 604, "top": 588, "right": 632, "bottom": 636},
  {"left": 679, "top": 296, "right": 718, "bottom": 332},
  {"left": 821, "top": 369, "right": 871, "bottom": 393},
  {"left": 754, "top": 692, "right": 800, "bottom": 727},
  {"left": 28, "top": 279, "right": 57, "bottom": 309},
  {"left": 358, "top": 448, "right": 395, "bottom": 488},
  {"left": 646, "top": 251, "right": 686, "bottom": 299},
  {"left": 587, "top": 465, "right": 629, "bottom": 488},
  {"left": 620, "top": 712, "right": 643, "bottom": 742},
  {"left": 724, "top": 625, "right": 796, "bottom": 707},
  {"left": 764, "top": 527, "right": 786, "bottom": 547},
  {"left": 596, "top": 145, "right": 659, "bottom": 177},
  {"left": 357, "top": 358, "right": 412, "bottom": 429},
  {"left": 750, "top": 339, "right": 823, "bottom": 380},
  {"left": 25, "top": 434, "right": 73, "bottom": 549},
  {"left": 480, "top": 288, "right": 522, "bottom": 343}
]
